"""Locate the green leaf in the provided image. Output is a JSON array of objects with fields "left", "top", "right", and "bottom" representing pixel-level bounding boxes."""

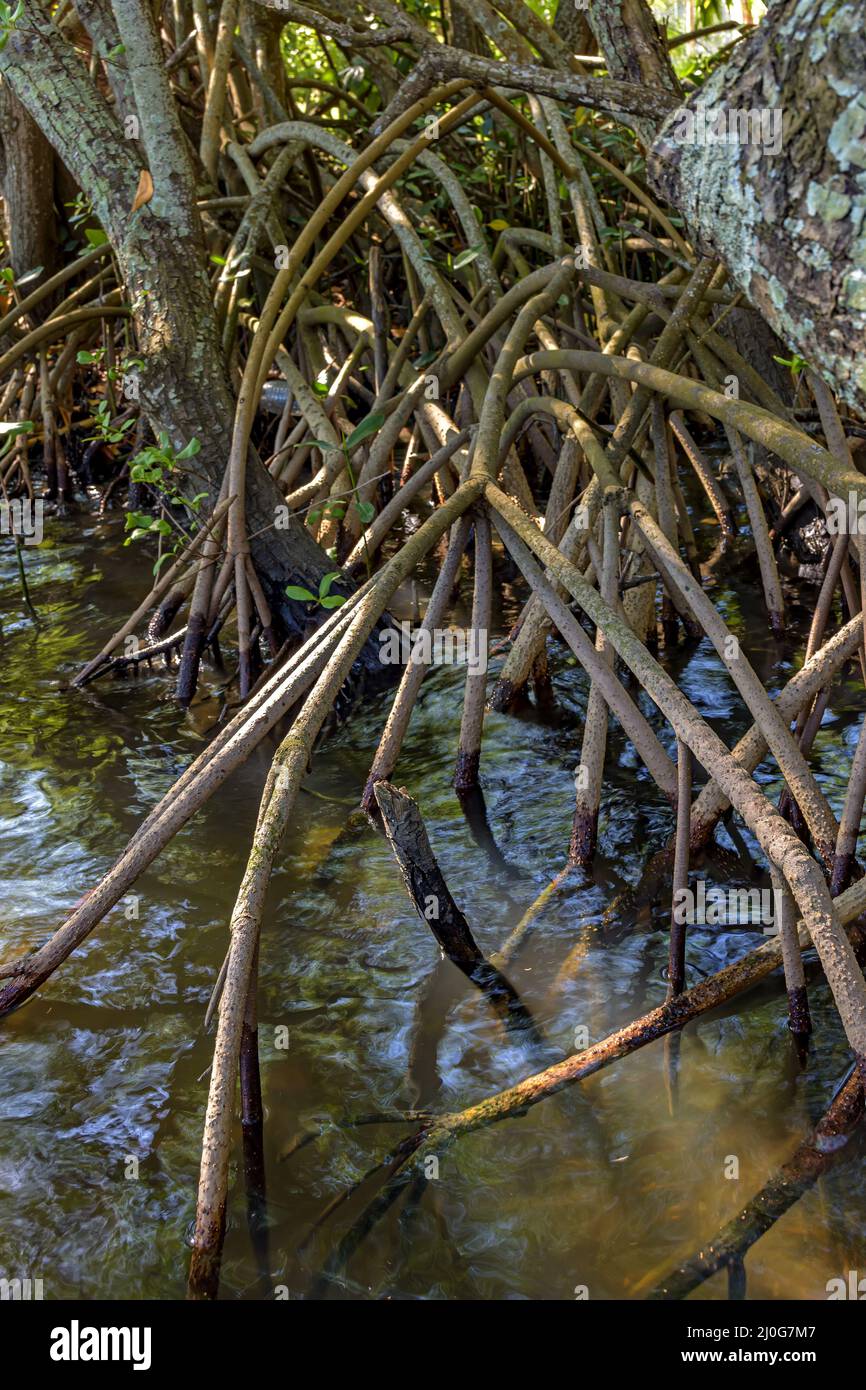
[
  {"left": 318, "top": 569, "right": 342, "bottom": 598},
  {"left": 345, "top": 411, "right": 385, "bottom": 451},
  {"left": 453, "top": 244, "right": 483, "bottom": 270},
  {"left": 773, "top": 353, "right": 808, "bottom": 374},
  {"left": 0, "top": 419, "right": 32, "bottom": 437},
  {"left": 175, "top": 437, "right": 201, "bottom": 461},
  {"left": 319, "top": 594, "right": 347, "bottom": 609},
  {"left": 84, "top": 229, "right": 109, "bottom": 248},
  {"left": 285, "top": 584, "right": 316, "bottom": 602},
  {"left": 357, "top": 500, "right": 375, "bottom": 525},
  {"left": 15, "top": 265, "right": 43, "bottom": 287},
  {"left": 130, "top": 462, "right": 161, "bottom": 483}
]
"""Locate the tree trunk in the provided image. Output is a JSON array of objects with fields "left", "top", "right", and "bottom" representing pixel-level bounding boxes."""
[
  {"left": 553, "top": 0, "right": 596, "bottom": 57},
  {"left": 0, "top": 79, "right": 56, "bottom": 290},
  {"left": 239, "top": 0, "right": 287, "bottom": 121},
  {"left": 646, "top": 0, "right": 866, "bottom": 414},
  {"left": 588, "top": 0, "right": 679, "bottom": 144},
  {"left": 0, "top": 1, "right": 370, "bottom": 646}
]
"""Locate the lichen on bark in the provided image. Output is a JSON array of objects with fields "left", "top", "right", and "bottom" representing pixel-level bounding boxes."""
[{"left": 648, "top": 0, "right": 866, "bottom": 413}]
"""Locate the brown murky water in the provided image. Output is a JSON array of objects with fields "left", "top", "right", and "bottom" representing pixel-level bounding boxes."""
[{"left": 1, "top": 509, "right": 864, "bottom": 1300}]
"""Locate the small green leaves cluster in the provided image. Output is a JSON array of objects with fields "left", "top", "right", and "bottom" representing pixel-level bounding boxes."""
[
  {"left": 285, "top": 570, "right": 347, "bottom": 611},
  {"left": 125, "top": 509, "right": 173, "bottom": 546},
  {"left": 124, "top": 433, "right": 207, "bottom": 574},
  {"left": 129, "top": 432, "right": 201, "bottom": 487},
  {"left": 78, "top": 350, "right": 144, "bottom": 387},
  {"left": 86, "top": 398, "right": 135, "bottom": 447}
]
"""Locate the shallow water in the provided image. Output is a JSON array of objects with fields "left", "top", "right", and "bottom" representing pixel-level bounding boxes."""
[{"left": 1, "top": 512, "right": 865, "bottom": 1301}]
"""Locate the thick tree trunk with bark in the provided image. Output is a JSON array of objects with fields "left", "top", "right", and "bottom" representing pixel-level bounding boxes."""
[
  {"left": 0, "top": 80, "right": 56, "bottom": 289},
  {"left": 647, "top": 0, "right": 866, "bottom": 414}
]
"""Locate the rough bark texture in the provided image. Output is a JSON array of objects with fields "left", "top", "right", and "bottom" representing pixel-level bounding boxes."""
[
  {"left": 0, "top": 79, "right": 56, "bottom": 287},
  {"left": 71, "top": 0, "right": 135, "bottom": 125},
  {"left": 447, "top": 0, "right": 486, "bottom": 52},
  {"left": 589, "top": 0, "right": 679, "bottom": 94},
  {"left": 648, "top": 0, "right": 866, "bottom": 414},
  {"left": 588, "top": 0, "right": 679, "bottom": 144},
  {"left": 553, "top": 0, "right": 595, "bottom": 56}
]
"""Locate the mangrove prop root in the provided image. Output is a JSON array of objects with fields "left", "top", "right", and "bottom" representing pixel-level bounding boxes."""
[{"left": 373, "top": 780, "right": 551, "bottom": 1051}]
